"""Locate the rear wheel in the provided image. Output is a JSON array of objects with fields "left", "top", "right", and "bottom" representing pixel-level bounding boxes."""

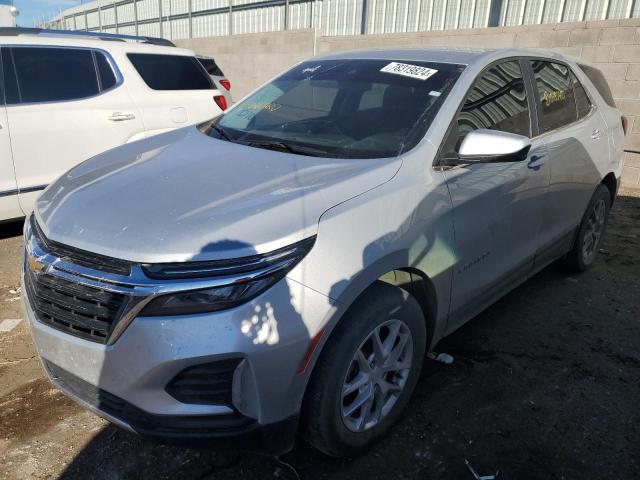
[
  {"left": 301, "top": 281, "right": 426, "bottom": 457},
  {"left": 566, "top": 184, "right": 611, "bottom": 272}
]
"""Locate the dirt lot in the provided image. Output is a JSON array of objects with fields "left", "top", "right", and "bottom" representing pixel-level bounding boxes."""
[{"left": 1, "top": 190, "right": 639, "bottom": 480}]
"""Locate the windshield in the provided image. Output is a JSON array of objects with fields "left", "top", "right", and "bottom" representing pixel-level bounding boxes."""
[{"left": 202, "top": 59, "right": 465, "bottom": 159}]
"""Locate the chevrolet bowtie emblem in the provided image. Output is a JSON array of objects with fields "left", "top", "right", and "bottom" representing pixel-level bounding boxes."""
[{"left": 27, "top": 255, "right": 46, "bottom": 274}]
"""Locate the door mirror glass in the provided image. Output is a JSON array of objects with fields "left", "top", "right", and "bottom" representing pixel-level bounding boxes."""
[{"left": 457, "top": 129, "right": 531, "bottom": 163}]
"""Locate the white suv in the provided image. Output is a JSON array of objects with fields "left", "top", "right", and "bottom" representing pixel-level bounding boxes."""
[{"left": 0, "top": 28, "right": 224, "bottom": 222}]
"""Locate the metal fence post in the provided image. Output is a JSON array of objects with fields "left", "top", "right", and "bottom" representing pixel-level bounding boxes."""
[
  {"left": 285, "top": 0, "right": 289, "bottom": 29},
  {"left": 188, "top": 0, "right": 193, "bottom": 38},
  {"left": 159, "top": 0, "right": 163, "bottom": 37},
  {"left": 361, "top": 0, "right": 368, "bottom": 33},
  {"left": 98, "top": 1, "right": 102, "bottom": 31},
  {"left": 134, "top": 0, "right": 139, "bottom": 35},
  {"left": 113, "top": 0, "right": 119, "bottom": 33},
  {"left": 487, "top": 0, "right": 503, "bottom": 26},
  {"left": 229, "top": 0, "right": 233, "bottom": 35}
]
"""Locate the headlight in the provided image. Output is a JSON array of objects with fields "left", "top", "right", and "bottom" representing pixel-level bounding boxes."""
[{"left": 140, "top": 236, "right": 315, "bottom": 316}]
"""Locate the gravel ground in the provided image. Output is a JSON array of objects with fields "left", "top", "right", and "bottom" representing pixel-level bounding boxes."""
[{"left": 1, "top": 189, "right": 639, "bottom": 480}]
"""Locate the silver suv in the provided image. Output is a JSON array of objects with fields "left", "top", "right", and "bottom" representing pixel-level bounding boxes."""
[{"left": 22, "top": 48, "right": 625, "bottom": 456}]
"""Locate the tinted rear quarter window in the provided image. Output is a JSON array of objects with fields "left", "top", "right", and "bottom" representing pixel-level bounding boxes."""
[
  {"left": 128, "top": 53, "right": 212, "bottom": 90},
  {"left": 10, "top": 47, "right": 99, "bottom": 103},
  {"left": 578, "top": 63, "right": 616, "bottom": 108},
  {"left": 198, "top": 57, "right": 224, "bottom": 76}
]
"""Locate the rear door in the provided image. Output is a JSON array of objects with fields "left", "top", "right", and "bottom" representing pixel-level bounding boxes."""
[
  {"left": 0, "top": 47, "right": 21, "bottom": 220},
  {"left": 125, "top": 53, "right": 220, "bottom": 136},
  {"left": 440, "top": 59, "right": 550, "bottom": 331},
  {"left": 4, "top": 46, "right": 145, "bottom": 215},
  {"left": 526, "top": 60, "right": 609, "bottom": 268}
]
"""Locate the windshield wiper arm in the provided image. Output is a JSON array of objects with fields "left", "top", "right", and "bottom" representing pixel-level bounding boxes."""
[
  {"left": 211, "top": 124, "right": 233, "bottom": 141},
  {"left": 248, "top": 141, "right": 328, "bottom": 157}
]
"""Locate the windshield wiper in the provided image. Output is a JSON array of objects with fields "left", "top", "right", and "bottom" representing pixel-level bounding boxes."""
[
  {"left": 211, "top": 124, "right": 233, "bottom": 141},
  {"left": 248, "top": 141, "right": 328, "bottom": 157}
]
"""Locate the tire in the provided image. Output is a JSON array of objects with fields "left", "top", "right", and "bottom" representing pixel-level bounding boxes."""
[
  {"left": 301, "top": 281, "right": 427, "bottom": 457},
  {"left": 565, "top": 184, "right": 612, "bottom": 273}
]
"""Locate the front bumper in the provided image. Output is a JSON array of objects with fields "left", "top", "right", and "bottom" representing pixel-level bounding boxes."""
[
  {"left": 23, "top": 272, "right": 328, "bottom": 452},
  {"left": 43, "top": 358, "right": 298, "bottom": 453}
]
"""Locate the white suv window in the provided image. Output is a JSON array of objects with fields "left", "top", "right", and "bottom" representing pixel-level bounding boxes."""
[
  {"left": 530, "top": 60, "right": 593, "bottom": 134},
  {"left": 127, "top": 53, "right": 212, "bottom": 91},
  {"left": 2, "top": 47, "right": 118, "bottom": 105},
  {"left": 11, "top": 47, "right": 100, "bottom": 103}
]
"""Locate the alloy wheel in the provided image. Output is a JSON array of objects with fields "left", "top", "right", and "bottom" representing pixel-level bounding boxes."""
[
  {"left": 582, "top": 198, "right": 607, "bottom": 263},
  {"left": 340, "top": 319, "right": 413, "bottom": 433}
]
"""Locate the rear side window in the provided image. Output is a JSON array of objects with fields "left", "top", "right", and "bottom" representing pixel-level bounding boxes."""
[
  {"left": 578, "top": 63, "right": 615, "bottom": 108},
  {"left": 128, "top": 53, "right": 212, "bottom": 90},
  {"left": 456, "top": 60, "right": 531, "bottom": 140},
  {"left": 531, "top": 61, "right": 591, "bottom": 134},
  {"left": 197, "top": 57, "right": 224, "bottom": 77},
  {"left": 11, "top": 47, "right": 99, "bottom": 103},
  {"left": 574, "top": 79, "right": 593, "bottom": 120}
]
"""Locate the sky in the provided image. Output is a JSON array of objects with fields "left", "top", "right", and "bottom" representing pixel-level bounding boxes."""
[{"left": 15, "top": 0, "right": 83, "bottom": 27}]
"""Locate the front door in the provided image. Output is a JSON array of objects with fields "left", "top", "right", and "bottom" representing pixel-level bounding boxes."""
[
  {"left": 2, "top": 46, "right": 144, "bottom": 215},
  {"left": 0, "top": 48, "right": 20, "bottom": 220},
  {"left": 440, "top": 59, "right": 550, "bottom": 332}
]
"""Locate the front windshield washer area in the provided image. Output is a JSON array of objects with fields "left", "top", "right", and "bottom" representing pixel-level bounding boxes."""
[{"left": 203, "top": 59, "right": 465, "bottom": 159}]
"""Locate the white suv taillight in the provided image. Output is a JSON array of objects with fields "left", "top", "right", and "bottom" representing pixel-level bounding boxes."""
[{"left": 214, "top": 95, "right": 228, "bottom": 111}]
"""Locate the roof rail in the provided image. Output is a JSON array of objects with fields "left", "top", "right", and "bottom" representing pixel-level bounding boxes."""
[{"left": 0, "top": 27, "right": 175, "bottom": 47}]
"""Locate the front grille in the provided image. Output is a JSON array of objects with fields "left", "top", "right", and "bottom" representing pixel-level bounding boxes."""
[
  {"left": 30, "top": 216, "right": 131, "bottom": 276},
  {"left": 165, "top": 358, "right": 241, "bottom": 406},
  {"left": 44, "top": 360, "right": 255, "bottom": 438},
  {"left": 25, "top": 266, "right": 127, "bottom": 344}
]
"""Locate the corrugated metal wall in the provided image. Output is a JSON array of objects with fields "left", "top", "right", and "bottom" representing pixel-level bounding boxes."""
[{"left": 42, "top": 0, "right": 640, "bottom": 39}]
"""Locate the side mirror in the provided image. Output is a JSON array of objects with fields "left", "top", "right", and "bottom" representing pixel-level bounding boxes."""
[{"left": 447, "top": 129, "right": 532, "bottom": 165}]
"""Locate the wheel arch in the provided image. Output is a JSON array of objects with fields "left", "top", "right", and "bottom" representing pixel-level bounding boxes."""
[{"left": 301, "top": 253, "right": 440, "bottom": 383}]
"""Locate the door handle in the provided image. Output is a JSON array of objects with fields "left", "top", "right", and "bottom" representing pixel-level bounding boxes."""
[
  {"left": 591, "top": 129, "right": 602, "bottom": 140},
  {"left": 108, "top": 112, "right": 136, "bottom": 122},
  {"left": 527, "top": 154, "right": 545, "bottom": 171}
]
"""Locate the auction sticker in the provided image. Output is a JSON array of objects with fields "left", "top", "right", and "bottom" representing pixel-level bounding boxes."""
[{"left": 380, "top": 62, "right": 438, "bottom": 81}]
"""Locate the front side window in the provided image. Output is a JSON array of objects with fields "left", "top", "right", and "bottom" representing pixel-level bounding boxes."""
[
  {"left": 458, "top": 60, "right": 531, "bottom": 139},
  {"left": 128, "top": 53, "right": 212, "bottom": 91},
  {"left": 531, "top": 61, "right": 591, "bottom": 134},
  {"left": 206, "top": 59, "right": 465, "bottom": 159},
  {"left": 441, "top": 60, "right": 531, "bottom": 157},
  {"left": 11, "top": 47, "right": 99, "bottom": 103}
]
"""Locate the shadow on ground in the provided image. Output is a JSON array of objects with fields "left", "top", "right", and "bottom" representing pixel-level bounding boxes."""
[{"left": 25, "top": 193, "right": 640, "bottom": 479}]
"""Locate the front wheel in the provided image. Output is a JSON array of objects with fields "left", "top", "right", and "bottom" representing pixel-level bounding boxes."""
[
  {"left": 301, "top": 281, "right": 426, "bottom": 457},
  {"left": 566, "top": 184, "right": 612, "bottom": 272}
]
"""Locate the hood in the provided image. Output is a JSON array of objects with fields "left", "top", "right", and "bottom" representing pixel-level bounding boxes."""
[{"left": 36, "top": 127, "right": 401, "bottom": 263}]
